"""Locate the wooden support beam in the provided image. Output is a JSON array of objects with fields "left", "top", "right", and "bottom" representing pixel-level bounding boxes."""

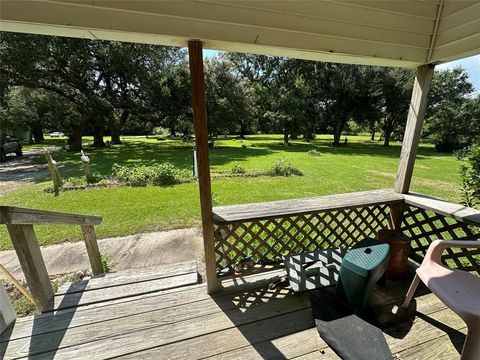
[
  {"left": 188, "top": 40, "right": 220, "bottom": 293},
  {"left": 395, "top": 64, "right": 435, "bottom": 194},
  {"left": 389, "top": 202, "right": 407, "bottom": 231},
  {"left": 6, "top": 225, "right": 53, "bottom": 312},
  {"left": 81, "top": 225, "right": 103, "bottom": 275}
]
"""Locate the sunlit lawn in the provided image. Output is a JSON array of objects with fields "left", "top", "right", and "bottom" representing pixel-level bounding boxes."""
[{"left": 1, "top": 134, "right": 461, "bottom": 250}]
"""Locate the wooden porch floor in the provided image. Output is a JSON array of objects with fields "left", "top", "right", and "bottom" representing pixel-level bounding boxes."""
[{"left": 1, "top": 261, "right": 466, "bottom": 359}]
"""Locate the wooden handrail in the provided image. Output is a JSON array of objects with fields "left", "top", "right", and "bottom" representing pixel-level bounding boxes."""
[
  {"left": 0, "top": 206, "right": 102, "bottom": 225},
  {"left": 404, "top": 192, "right": 480, "bottom": 226},
  {"left": 213, "top": 189, "right": 404, "bottom": 224},
  {"left": 2, "top": 206, "right": 103, "bottom": 312}
]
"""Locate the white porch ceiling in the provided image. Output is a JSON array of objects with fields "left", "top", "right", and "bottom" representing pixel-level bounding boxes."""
[{"left": 1, "top": 0, "right": 479, "bottom": 67}]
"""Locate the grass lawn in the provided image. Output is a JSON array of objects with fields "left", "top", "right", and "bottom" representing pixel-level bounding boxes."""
[{"left": 0, "top": 134, "right": 462, "bottom": 250}]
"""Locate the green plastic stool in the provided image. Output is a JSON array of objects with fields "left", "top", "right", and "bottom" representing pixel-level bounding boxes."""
[{"left": 336, "top": 238, "right": 390, "bottom": 317}]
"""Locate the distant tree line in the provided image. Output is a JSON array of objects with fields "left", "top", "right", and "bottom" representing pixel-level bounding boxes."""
[{"left": 1, "top": 33, "right": 478, "bottom": 152}]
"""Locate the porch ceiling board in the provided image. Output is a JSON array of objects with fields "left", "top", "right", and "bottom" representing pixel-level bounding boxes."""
[{"left": 1, "top": 0, "right": 479, "bottom": 67}]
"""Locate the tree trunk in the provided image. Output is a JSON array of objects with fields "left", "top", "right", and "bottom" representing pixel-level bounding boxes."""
[
  {"left": 370, "top": 129, "right": 375, "bottom": 141},
  {"left": 169, "top": 126, "right": 176, "bottom": 138},
  {"left": 332, "top": 116, "right": 348, "bottom": 146},
  {"left": 283, "top": 129, "right": 289, "bottom": 145},
  {"left": 69, "top": 126, "right": 83, "bottom": 151},
  {"left": 93, "top": 124, "right": 106, "bottom": 148},
  {"left": 111, "top": 109, "right": 129, "bottom": 144},
  {"left": 31, "top": 123, "right": 44, "bottom": 143},
  {"left": 383, "top": 130, "right": 392, "bottom": 147},
  {"left": 332, "top": 126, "right": 342, "bottom": 146},
  {"left": 110, "top": 126, "right": 121, "bottom": 144},
  {"left": 239, "top": 124, "right": 246, "bottom": 139}
]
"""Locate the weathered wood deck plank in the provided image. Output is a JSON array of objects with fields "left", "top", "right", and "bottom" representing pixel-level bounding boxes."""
[
  {"left": 404, "top": 192, "right": 480, "bottom": 225},
  {"left": 122, "top": 291, "right": 455, "bottom": 360},
  {"left": 51, "top": 271, "right": 199, "bottom": 312},
  {"left": 56, "top": 261, "right": 197, "bottom": 295},
  {"left": 3, "top": 269, "right": 287, "bottom": 342},
  {"left": 116, "top": 309, "right": 315, "bottom": 360},
  {"left": 397, "top": 327, "right": 467, "bottom": 359},
  {"left": 20, "top": 301, "right": 312, "bottom": 359},
  {"left": 2, "top": 265, "right": 466, "bottom": 360},
  {"left": 199, "top": 302, "right": 462, "bottom": 360},
  {"left": 213, "top": 189, "right": 404, "bottom": 223}
]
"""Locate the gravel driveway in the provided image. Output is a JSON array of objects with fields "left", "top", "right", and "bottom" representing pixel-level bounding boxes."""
[{"left": 0, "top": 149, "right": 53, "bottom": 195}]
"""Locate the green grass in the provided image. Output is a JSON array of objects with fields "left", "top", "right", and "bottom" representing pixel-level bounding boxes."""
[
  {"left": 22, "top": 136, "right": 68, "bottom": 151},
  {"left": 0, "top": 134, "right": 463, "bottom": 250}
]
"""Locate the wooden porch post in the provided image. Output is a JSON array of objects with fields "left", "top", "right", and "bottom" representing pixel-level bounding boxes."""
[
  {"left": 188, "top": 40, "right": 220, "bottom": 293},
  {"left": 395, "top": 64, "right": 435, "bottom": 194},
  {"left": 7, "top": 225, "right": 53, "bottom": 312}
]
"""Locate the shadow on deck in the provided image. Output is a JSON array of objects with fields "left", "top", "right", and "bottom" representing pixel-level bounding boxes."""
[{"left": 0, "top": 262, "right": 466, "bottom": 359}]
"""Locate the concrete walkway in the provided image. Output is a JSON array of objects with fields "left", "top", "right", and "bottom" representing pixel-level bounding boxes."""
[{"left": 0, "top": 228, "right": 206, "bottom": 281}]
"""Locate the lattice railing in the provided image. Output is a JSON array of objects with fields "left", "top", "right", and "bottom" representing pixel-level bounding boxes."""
[
  {"left": 214, "top": 204, "right": 391, "bottom": 272},
  {"left": 401, "top": 206, "right": 480, "bottom": 275}
]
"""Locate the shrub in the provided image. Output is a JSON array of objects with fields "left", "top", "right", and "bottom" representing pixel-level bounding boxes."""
[
  {"left": 268, "top": 159, "right": 303, "bottom": 177},
  {"left": 100, "top": 255, "right": 113, "bottom": 273},
  {"left": 231, "top": 164, "right": 246, "bottom": 174},
  {"left": 63, "top": 177, "right": 87, "bottom": 186},
  {"left": 459, "top": 144, "right": 480, "bottom": 208},
  {"left": 86, "top": 172, "right": 103, "bottom": 184},
  {"left": 112, "top": 163, "right": 184, "bottom": 186}
]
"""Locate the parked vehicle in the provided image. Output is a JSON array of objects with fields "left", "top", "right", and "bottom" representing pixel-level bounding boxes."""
[
  {"left": 49, "top": 131, "right": 64, "bottom": 137},
  {"left": 0, "top": 135, "right": 23, "bottom": 162}
]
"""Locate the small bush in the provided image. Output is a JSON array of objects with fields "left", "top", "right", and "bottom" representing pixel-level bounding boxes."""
[
  {"left": 63, "top": 177, "right": 87, "bottom": 186},
  {"left": 307, "top": 149, "right": 321, "bottom": 156},
  {"left": 100, "top": 255, "right": 113, "bottom": 273},
  {"left": 268, "top": 159, "right": 303, "bottom": 177},
  {"left": 459, "top": 145, "right": 480, "bottom": 208},
  {"left": 86, "top": 172, "right": 103, "bottom": 184},
  {"left": 112, "top": 163, "right": 184, "bottom": 186},
  {"left": 231, "top": 164, "right": 246, "bottom": 174}
]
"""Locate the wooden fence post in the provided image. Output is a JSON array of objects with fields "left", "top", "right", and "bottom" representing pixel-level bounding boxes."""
[
  {"left": 6, "top": 224, "right": 53, "bottom": 312},
  {"left": 188, "top": 40, "right": 220, "bottom": 293},
  {"left": 395, "top": 64, "right": 435, "bottom": 194},
  {"left": 81, "top": 225, "right": 103, "bottom": 275}
]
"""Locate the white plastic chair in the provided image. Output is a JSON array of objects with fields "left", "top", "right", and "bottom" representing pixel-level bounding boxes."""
[{"left": 402, "top": 240, "right": 480, "bottom": 360}]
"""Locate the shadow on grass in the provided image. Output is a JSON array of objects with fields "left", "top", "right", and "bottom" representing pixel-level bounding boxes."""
[{"left": 21, "top": 137, "right": 454, "bottom": 184}]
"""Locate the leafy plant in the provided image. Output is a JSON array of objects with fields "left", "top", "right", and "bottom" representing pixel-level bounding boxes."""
[
  {"left": 100, "top": 255, "right": 113, "bottom": 273},
  {"left": 459, "top": 144, "right": 480, "bottom": 208},
  {"left": 112, "top": 163, "right": 185, "bottom": 186},
  {"left": 268, "top": 159, "right": 303, "bottom": 177},
  {"left": 86, "top": 172, "right": 103, "bottom": 184},
  {"left": 231, "top": 164, "right": 246, "bottom": 174},
  {"left": 63, "top": 177, "right": 87, "bottom": 186}
]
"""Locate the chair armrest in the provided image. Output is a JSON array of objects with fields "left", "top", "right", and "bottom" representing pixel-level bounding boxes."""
[{"left": 422, "top": 240, "right": 480, "bottom": 266}]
